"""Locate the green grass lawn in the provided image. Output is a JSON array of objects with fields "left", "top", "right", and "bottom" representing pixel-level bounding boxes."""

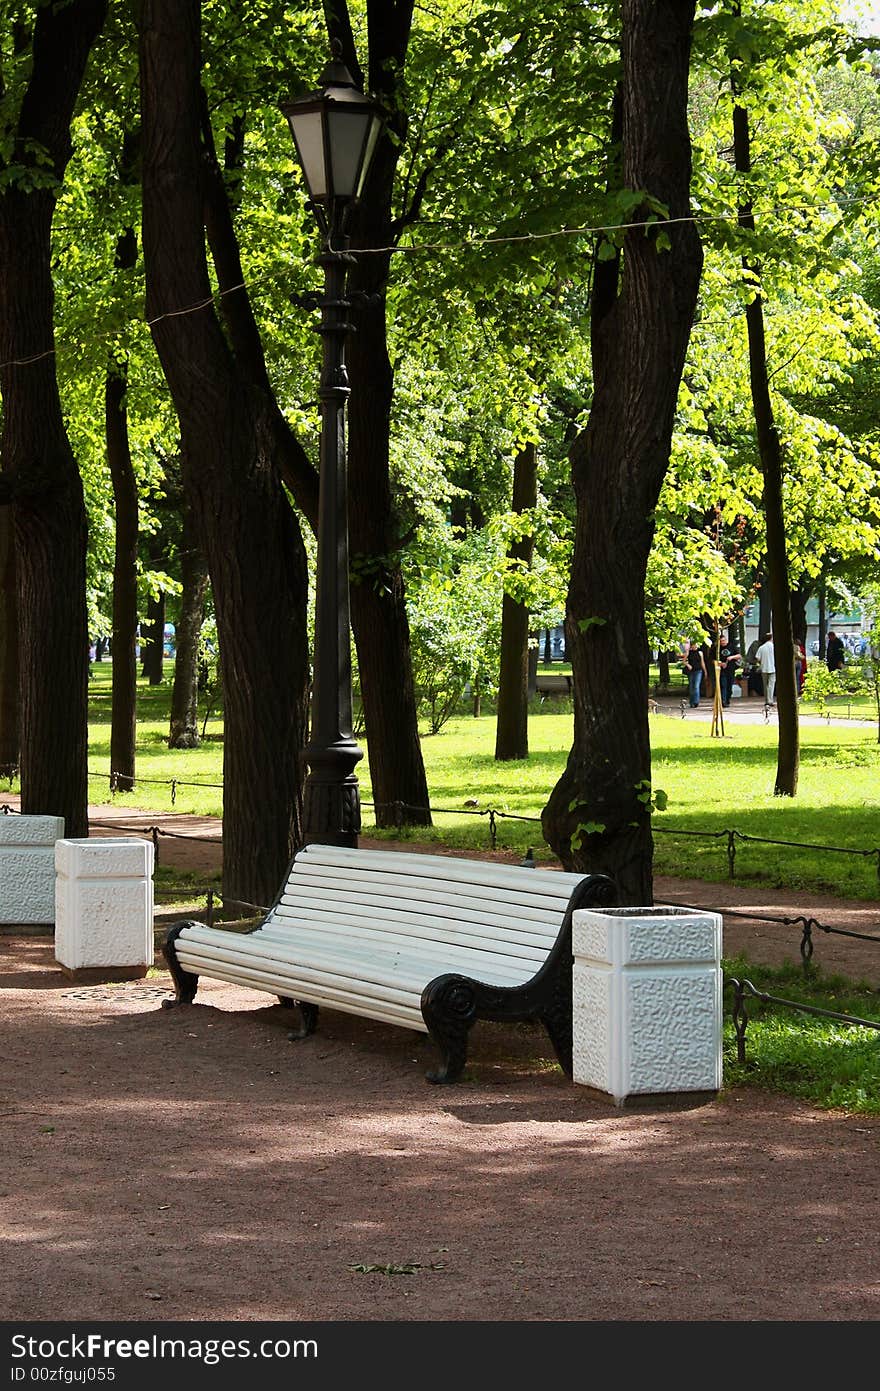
[
  {"left": 722, "top": 958, "right": 880, "bottom": 1114},
  {"left": 17, "top": 661, "right": 874, "bottom": 900}
]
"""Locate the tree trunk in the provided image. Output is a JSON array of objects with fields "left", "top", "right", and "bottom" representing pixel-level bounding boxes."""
[
  {"left": 542, "top": 0, "right": 703, "bottom": 903},
  {"left": 732, "top": 97, "right": 799, "bottom": 796},
  {"left": 790, "top": 583, "right": 808, "bottom": 646},
  {"left": 0, "top": 508, "right": 19, "bottom": 776},
  {"left": 106, "top": 366, "right": 139, "bottom": 792},
  {"left": 734, "top": 614, "right": 747, "bottom": 668},
  {"left": 543, "top": 629, "right": 553, "bottom": 664},
  {"left": 757, "top": 573, "right": 771, "bottom": 640},
  {"left": 818, "top": 577, "right": 827, "bottom": 660},
  {"left": 141, "top": 587, "right": 166, "bottom": 686},
  {"left": 169, "top": 504, "right": 208, "bottom": 749},
  {"left": 0, "top": 1, "right": 106, "bottom": 838},
  {"left": 527, "top": 642, "right": 538, "bottom": 696},
  {"left": 495, "top": 441, "right": 538, "bottom": 760},
  {"left": 701, "top": 636, "right": 716, "bottom": 698},
  {"left": 140, "top": 0, "right": 310, "bottom": 909},
  {"left": 658, "top": 651, "right": 670, "bottom": 688}
]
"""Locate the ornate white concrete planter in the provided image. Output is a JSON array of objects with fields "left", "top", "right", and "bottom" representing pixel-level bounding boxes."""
[
  {"left": 55, "top": 837, "right": 155, "bottom": 981},
  {"left": 0, "top": 814, "right": 65, "bottom": 924},
  {"left": 572, "top": 904, "right": 722, "bottom": 1106}
]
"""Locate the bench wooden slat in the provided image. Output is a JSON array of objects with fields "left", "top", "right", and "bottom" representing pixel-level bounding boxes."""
[
  {"left": 271, "top": 909, "right": 554, "bottom": 958},
  {"left": 258, "top": 923, "right": 542, "bottom": 968},
  {"left": 276, "top": 873, "right": 569, "bottom": 929},
  {"left": 176, "top": 941, "right": 431, "bottom": 1003},
  {"left": 177, "top": 925, "right": 534, "bottom": 987},
  {"left": 176, "top": 958, "right": 427, "bottom": 1030},
  {"left": 288, "top": 858, "right": 576, "bottom": 906},
  {"left": 292, "top": 843, "right": 583, "bottom": 895},
  {"left": 269, "top": 900, "right": 556, "bottom": 956}
]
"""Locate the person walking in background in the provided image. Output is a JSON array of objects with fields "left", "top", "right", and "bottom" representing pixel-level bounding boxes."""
[
  {"left": 743, "top": 635, "right": 763, "bottom": 697},
  {"left": 755, "top": 631, "right": 776, "bottom": 707},
  {"left": 826, "top": 630, "right": 845, "bottom": 672},
  {"left": 718, "top": 630, "right": 742, "bottom": 708},
  {"left": 682, "top": 638, "right": 707, "bottom": 708},
  {"left": 795, "top": 639, "right": 807, "bottom": 697}
]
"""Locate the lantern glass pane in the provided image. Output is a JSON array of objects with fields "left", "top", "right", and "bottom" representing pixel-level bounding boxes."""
[
  {"left": 327, "top": 109, "right": 370, "bottom": 199},
  {"left": 289, "top": 110, "right": 327, "bottom": 198},
  {"left": 355, "top": 114, "right": 382, "bottom": 199}
]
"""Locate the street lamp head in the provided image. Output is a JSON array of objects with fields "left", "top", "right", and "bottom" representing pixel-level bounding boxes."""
[{"left": 281, "top": 42, "right": 384, "bottom": 227}]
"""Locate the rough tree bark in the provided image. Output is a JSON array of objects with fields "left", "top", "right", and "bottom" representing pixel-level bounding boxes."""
[
  {"left": 198, "top": 96, "right": 319, "bottom": 531},
  {"left": 732, "top": 96, "right": 799, "bottom": 795},
  {"left": 168, "top": 502, "right": 208, "bottom": 750},
  {"left": 106, "top": 365, "right": 138, "bottom": 792},
  {"left": 541, "top": 0, "right": 703, "bottom": 903},
  {"left": 140, "top": 0, "right": 310, "bottom": 908},
  {"left": 0, "top": 0, "right": 107, "bottom": 837},
  {"left": 495, "top": 441, "right": 538, "bottom": 760},
  {"left": 790, "top": 583, "right": 809, "bottom": 646},
  {"left": 106, "top": 140, "right": 141, "bottom": 794},
  {"left": 527, "top": 643, "right": 538, "bottom": 696},
  {"left": 141, "top": 585, "right": 165, "bottom": 686},
  {"left": 0, "top": 508, "right": 19, "bottom": 775}
]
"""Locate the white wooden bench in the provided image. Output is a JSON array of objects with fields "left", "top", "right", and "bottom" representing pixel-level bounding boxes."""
[{"left": 162, "top": 843, "right": 617, "bottom": 1083}]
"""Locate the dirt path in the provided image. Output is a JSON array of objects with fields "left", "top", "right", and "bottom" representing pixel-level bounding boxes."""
[
  {"left": 3, "top": 933, "right": 880, "bottom": 1323},
  {"left": 3, "top": 800, "right": 880, "bottom": 1324}
]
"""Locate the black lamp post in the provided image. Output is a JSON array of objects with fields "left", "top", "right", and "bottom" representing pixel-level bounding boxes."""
[{"left": 281, "top": 46, "right": 384, "bottom": 846}]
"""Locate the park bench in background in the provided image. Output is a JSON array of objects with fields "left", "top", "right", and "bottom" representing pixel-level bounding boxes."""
[
  {"left": 535, "top": 672, "right": 573, "bottom": 698},
  {"left": 536, "top": 670, "right": 658, "bottom": 714},
  {"left": 162, "top": 844, "right": 616, "bottom": 1083}
]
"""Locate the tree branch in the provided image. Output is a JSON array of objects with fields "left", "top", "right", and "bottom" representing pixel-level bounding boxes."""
[{"left": 198, "top": 89, "right": 319, "bottom": 530}]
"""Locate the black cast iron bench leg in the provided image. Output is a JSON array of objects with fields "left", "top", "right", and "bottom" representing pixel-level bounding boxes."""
[
  {"left": 421, "top": 975, "right": 477, "bottom": 1084},
  {"left": 281, "top": 998, "right": 319, "bottom": 1040},
  {"left": 161, "top": 922, "right": 200, "bottom": 1008}
]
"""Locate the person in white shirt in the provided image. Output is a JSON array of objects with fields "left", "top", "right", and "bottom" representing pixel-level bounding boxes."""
[{"left": 754, "top": 632, "right": 776, "bottom": 705}]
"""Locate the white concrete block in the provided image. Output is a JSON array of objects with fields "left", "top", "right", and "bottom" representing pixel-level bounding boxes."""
[
  {"left": 572, "top": 905, "right": 722, "bottom": 1106},
  {"left": 55, "top": 836, "right": 154, "bottom": 976},
  {"left": 0, "top": 814, "right": 65, "bottom": 923}
]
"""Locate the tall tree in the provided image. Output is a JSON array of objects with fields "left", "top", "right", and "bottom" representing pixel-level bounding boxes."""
[
  {"left": 105, "top": 128, "right": 142, "bottom": 793},
  {"left": 106, "top": 359, "right": 138, "bottom": 791},
  {"left": 168, "top": 499, "right": 208, "bottom": 750},
  {"left": 495, "top": 440, "right": 538, "bottom": 760},
  {"left": 733, "top": 85, "right": 799, "bottom": 793},
  {"left": 542, "top": 0, "right": 703, "bottom": 902},
  {"left": 140, "top": 0, "right": 311, "bottom": 908},
  {"left": 0, "top": 0, "right": 107, "bottom": 836}
]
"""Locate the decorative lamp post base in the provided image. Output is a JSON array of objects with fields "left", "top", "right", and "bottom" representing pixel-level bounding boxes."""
[{"left": 302, "top": 740, "right": 363, "bottom": 847}]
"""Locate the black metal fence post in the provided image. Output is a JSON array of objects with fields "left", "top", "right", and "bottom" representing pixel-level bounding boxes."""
[{"left": 730, "top": 978, "right": 748, "bottom": 1063}]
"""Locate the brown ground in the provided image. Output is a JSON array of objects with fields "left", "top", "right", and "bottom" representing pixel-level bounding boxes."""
[{"left": 2, "top": 801, "right": 880, "bottom": 1323}]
